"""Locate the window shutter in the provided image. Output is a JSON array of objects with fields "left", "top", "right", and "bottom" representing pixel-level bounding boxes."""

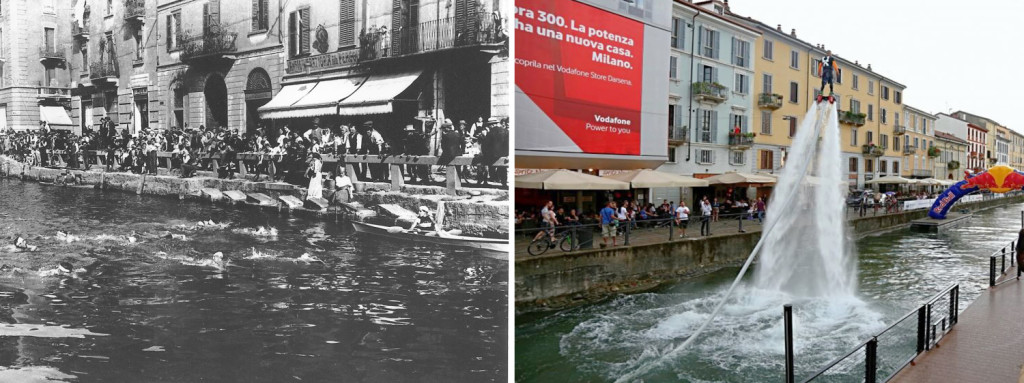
[
  {"left": 251, "top": 0, "right": 259, "bottom": 30},
  {"left": 697, "top": 27, "right": 704, "bottom": 55},
  {"left": 674, "top": 104, "right": 683, "bottom": 128},
  {"left": 712, "top": 31, "right": 719, "bottom": 59},
  {"left": 743, "top": 41, "right": 750, "bottom": 67},
  {"left": 339, "top": 0, "right": 355, "bottom": 47},
  {"left": 711, "top": 110, "right": 718, "bottom": 143},
  {"left": 731, "top": 37, "right": 737, "bottom": 65},
  {"left": 166, "top": 14, "right": 172, "bottom": 50},
  {"left": 696, "top": 109, "right": 704, "bottom": 141},
  {"left": 712, "top": 66, "right": 718, "bottom": 83},
  {"left": 209, "top": 0, "right": 220, "bottom": 29},
  {"left": 300, "top": 8, "right": 310, "bottom": 55},
  {"left": 288, "top": 11, "right": 296, "bottom": 57},
  {"left": 174, "top": 14, "right": 181, "bottom": 47},
  {"left": 203, "top": 3, "right": 209, "bottom": 33}
]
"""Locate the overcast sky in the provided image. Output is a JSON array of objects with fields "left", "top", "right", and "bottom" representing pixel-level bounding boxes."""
[{"left": 730, "top": 0, "right": 1024, "bottom": 131}]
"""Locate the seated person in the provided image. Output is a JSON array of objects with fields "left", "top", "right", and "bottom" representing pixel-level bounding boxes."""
[{"left": 407, "top": 206, "right": 436, "bottom": 232}]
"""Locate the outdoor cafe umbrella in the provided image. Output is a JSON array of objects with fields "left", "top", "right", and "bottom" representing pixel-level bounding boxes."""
[
  {"left": 917, "top": 178, "right": 943, "bottom": 186},
  {"left": 515, "top": 169, "right": 630, "bottom": 190},
  {"left": 864, "top": 175, "right": 915, "bottom": 184},
  {"left": 704, "top": 172, "right": 777, "bottom": 185},
  {"left": 602, "top": 169, "right": 709, "bottom": 188}
]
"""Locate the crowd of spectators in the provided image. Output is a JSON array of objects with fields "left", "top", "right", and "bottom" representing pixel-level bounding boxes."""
[{"left": 0, "top": 115, "right": 509, "bottom": 189}]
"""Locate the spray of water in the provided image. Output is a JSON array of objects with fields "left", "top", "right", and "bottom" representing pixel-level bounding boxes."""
[
  {"left": 614, "top": 102, "right": 860, "bottom": 382},
  {"left": 753, "top": 101, "right": 857, "bottom": 296}
]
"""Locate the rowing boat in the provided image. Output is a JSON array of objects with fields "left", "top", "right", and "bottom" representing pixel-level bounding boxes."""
[{"left": 351, "top": 221, "right": 508, "bottom": 255}]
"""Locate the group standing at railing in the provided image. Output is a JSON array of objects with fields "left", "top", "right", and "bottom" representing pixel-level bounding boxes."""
[{"left": 0, "top": 114, "right": 509, "bottom": 189}]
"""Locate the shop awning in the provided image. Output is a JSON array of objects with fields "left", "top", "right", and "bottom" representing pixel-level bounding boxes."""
[
  {"left": 39, "top": 105, "right": 74, "bottom": 127},
  {"left": 258, "top": 77, "right": 365, "bottom": 119},
  {"left": 336, "top": 69, "right": 423, "bottom": 116},
  {"left": 257, "top": 82, "right": 318, "bottom": 119}
]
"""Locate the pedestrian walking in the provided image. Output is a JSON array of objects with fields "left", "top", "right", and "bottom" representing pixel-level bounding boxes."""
[
  {"left": 700, "top": 196, "right": 712, "bottom": 236},
  {"left": 675, "top": 202, "right": 690, "bottom": 238},
  {"left": 600, "top": 201, "right": 618, "bottom": 248}
]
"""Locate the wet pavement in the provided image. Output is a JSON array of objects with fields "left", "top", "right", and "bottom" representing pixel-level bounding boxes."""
[{"left": 0, "top": 177, "right": 507, "bottom": 382}]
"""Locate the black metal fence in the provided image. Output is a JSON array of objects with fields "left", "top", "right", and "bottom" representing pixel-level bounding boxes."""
[
  {"left": 797, "top": 284, "right": 960, "bottom": 383},
  {"left": 989, "top": 240, "right": 1018, "bottom": 287}
]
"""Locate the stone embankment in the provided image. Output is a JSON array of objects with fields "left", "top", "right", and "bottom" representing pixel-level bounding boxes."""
[
  {"left": 515, "top": 195, "right": 1024, "bottom": 314},
  {"left": 0, "top": 156, "right": 508, "bottom": 237}
]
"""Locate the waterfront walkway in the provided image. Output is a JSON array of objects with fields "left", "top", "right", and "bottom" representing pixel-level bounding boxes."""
[
  {"left": 514, "top": 207, "right": 905, "bottom": 258},
  {"left": 892, "top": 265, "right": 1024, "bottom": 382}
]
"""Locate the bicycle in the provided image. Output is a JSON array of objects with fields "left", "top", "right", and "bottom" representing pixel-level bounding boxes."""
[{"left": 527, "top": 227, "right": 579, "bottom": 256}]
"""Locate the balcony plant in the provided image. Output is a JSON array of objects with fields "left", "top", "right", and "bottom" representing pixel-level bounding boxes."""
[
  {"left": 927, "top": 146, "right": 940, "bottom": 158},
  {"left": 947, "top": 160, "right": 960, "bottom": 170}
]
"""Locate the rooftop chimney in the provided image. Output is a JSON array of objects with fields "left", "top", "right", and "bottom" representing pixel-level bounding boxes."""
[
  {"left": 723, "top": 0, "right": 730, "bottom": 12},
  {"left": 855, "top": 60, "right": 859, "bottom": 65},
  {"left": 867, "top": 64, "right": 872, "bottom": 71},
  {"left": 791, "top": 28, "right": 797, "bottom": 37},
  {"left": 777, "top": 24, "right": 782, "bottom": 32}
]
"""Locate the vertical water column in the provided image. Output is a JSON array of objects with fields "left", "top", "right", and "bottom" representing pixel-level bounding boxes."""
[{"left": 754, "top": 103, "right": 857, "bottom": 297}]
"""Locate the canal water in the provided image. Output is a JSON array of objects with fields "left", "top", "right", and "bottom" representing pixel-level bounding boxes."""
[
  {"left": 516, "top": 201, "right": 1024, "bottom": 382},
  {"left": 0, "top": 178, "right": 506, "bottom": 382}
]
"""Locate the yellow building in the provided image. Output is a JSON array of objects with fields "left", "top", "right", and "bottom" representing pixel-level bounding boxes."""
[
  {"left": 1009, "top": 130, "right": 1024, "bottom": 170},
  {"left": 902, "top": 105, "right": 938, "bottom": 179},
  {"left": 728, "top": 11, "right": 907, "bottom": 189}
]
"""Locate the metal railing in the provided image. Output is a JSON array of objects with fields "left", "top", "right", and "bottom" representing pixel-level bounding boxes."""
[
  {"left": 124, "top": 0, "right": 144, "bottom": 20},
  {"left": 38, "top": 46, "right": 65, "bottom": 61},
  {"left": 797, "top": 284, "right": 960, "bottom": 383},
  {"left": 758, "top": 93, "right": 783, "bottom": 109},
  {"left": 359, "top": 14, "right": 506, "bottom": 61},
  {"left": 989, "top": 240, "right": 1018, "bottom": 287},
  {"left": 728, "top": 135, "right": 755, "bottom": 147},
  {"left": 668, "top": 126, "right": 688, "bottom": 142},
  {"left": 691, "top": 82, "right": 727, "bottom": 102},
  {"left": 862, "top": 145, "right": 883, "bottom": 157},
  {"left": 514, "top": 212, "right": 765, "bottom": 257},
  {"left": 839, "top": 110, "right": 867, "bottom": 126},
  {"left": 89, "top": 60, "right": 119, "bottom": 79},
  {"left": 179, "top": 27, "right": 237, "bottom": 61}
]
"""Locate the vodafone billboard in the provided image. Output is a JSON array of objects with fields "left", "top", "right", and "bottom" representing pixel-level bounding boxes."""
[{"left": 515, "top": 0, "right": 671, "bottom": 170}]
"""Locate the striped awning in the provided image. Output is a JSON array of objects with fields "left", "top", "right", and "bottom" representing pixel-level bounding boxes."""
[
  {"left": 258, "top": 77, "right": 364, "bottom": 120},
  {"left": 336, "top": 69, "right": 423, "bottom": 116}
]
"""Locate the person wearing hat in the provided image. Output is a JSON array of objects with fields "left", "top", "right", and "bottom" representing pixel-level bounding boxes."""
[
  {"left": 439, "top": 120, "right": 465, "bottom": 184},
  {"left": 479, "top": 117, "right": 507, "bottom": 186}
]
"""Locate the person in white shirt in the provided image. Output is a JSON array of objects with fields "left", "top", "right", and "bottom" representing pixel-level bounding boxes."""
[
  {"left": 700, "top": 196, "right": 713, "bottom": 236},
  {"left": 675, "top": 202, "right": 690, "bottom": 238}
]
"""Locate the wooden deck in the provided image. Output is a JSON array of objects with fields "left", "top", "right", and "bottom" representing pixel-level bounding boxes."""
[{"left": 891, "top": 264, "right": 1024, "bottom": 382}]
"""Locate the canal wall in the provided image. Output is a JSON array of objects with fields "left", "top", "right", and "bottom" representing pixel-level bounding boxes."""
[
  {"left": 0, "top": 156, "right": 508, "bottom": 237},
  {"left": 516, "top": 195, "right": 1024, "bottom": 314}
]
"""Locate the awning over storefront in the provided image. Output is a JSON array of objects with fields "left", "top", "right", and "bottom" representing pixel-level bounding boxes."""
[
  {"left": 336, "top": 69, "right": 423, "bottom": 116},
  {"left": 39, "top": 105, "right": 74, "bottom": 128},
  {"left": 257, "top": 82, "right": 317, "bottom": 119},
  {"left": 258, "top": 77, "right": 365, "bottom": 120}
]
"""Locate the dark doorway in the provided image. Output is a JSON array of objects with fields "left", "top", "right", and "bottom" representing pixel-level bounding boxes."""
[{"left": 204, "top": 74, "right": 228, "bottom": 128}]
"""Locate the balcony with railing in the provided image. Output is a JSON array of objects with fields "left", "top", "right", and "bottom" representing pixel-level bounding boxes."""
[
  {"left": 692, "top": 82, "right": 727, "bottom": 104},
  {"left": 668, "top": 126, "right": 687, "bottom": 145},
  {"left": 838, "top": 110, "right": 866, "bottom": 126},
  {"left": 893, "top": 124, "right": 907, "bottom": 136},
  {"left": 757, "top": 93, "right": 783, "bottom": 109},
  {"left": 728, "top": 134, "right": 755, "bottom": 149},
  {"left": 72, "top": 21, "right": 90, "bottom": 41},
  {"left": 912, "top": 169, "right": 933, "bottom": 178},
  {"left": 862, "top": 144, "right": 883, "bottom": 157},
  {"left": 37, "top": 86, "right": 72, "bottom": 103},
  {"left": 358, "top": 14, "right": 506, "bottom": 61},
  {"left": 89, "top": 60, "right": 119, "bottom": 86},
  {"left": 947, "top": 160, "right": 960, "bottom": 170},
  {"left": 179, "top": 26, "right": 238, "bottom": 63},
  {"left": 903, "top": 146, "right": 917, "bottom": 155},
  {"left": 124, "top": 0, "right": 145, "bottom": 23},
  {"left": 38, "top": 46, "right": 66, "bottom": 65}
]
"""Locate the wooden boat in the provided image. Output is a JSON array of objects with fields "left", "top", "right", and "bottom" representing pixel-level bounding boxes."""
[{"left": 351, "top": 221, "right": 509, "bottom": 255}]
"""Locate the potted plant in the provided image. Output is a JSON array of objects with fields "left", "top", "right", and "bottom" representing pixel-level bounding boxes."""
[{"left": 927, "top": 146, "right": 940, "bottom": 158}]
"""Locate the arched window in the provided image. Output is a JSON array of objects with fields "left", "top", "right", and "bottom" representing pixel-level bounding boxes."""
[{"left": 246, "top": 68, "right": 272, "bottom": 95}]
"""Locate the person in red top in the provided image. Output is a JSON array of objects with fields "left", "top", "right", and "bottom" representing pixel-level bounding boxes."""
[{"left": 819, "top": 50, "right": 839, "bottom": 96}]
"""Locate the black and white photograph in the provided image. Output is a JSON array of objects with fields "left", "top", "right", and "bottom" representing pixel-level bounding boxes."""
[{"left": 0, "top": 0, "right": 510, "bottom": 381}]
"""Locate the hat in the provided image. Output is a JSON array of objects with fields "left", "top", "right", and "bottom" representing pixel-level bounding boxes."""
[
  {"left": 419, "top": 206, "right": 429, "bottom": 212},
  {"left": 458, "top": 120, "right": 466, "bottom": 125},
  {"left": 404, "top": 124, "right": 415, "bottom": 131},
  {"left": 362, "top": 121, "right": 373, "bottom": 127},
  {"left": 487, "top": 117, "right": 500, "bottom": 125}
]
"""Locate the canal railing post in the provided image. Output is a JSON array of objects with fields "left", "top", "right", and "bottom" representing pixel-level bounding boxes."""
[
  {"left": 668, "top": 218, "right": 674, "bottom": 241},
  {"left": 865, "top": 337, "right": 878, "bottom": 383},
  {"left": 916, "top": 305, "right": 926, "bottom": 353},
  {"left": 738, "top": 213, "right": 744, "bottom": 233},
  {"left": 1002, "top": 248, "right": 1006, "bottom": 274},
  {"left": 784, "top": 304, "right": 794, "bottom": 383},
  {"left": 990, "top": 255, "right": 997, "bottom": 287}
]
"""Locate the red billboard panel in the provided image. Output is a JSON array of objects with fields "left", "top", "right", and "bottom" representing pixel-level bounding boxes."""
[{"left": 515, "top": 0, "right": 645, "bottom": 155}]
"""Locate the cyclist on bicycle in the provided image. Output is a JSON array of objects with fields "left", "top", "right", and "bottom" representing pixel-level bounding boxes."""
[{"left": 532, "top": 201, "right": 559, "bottom": 245}]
